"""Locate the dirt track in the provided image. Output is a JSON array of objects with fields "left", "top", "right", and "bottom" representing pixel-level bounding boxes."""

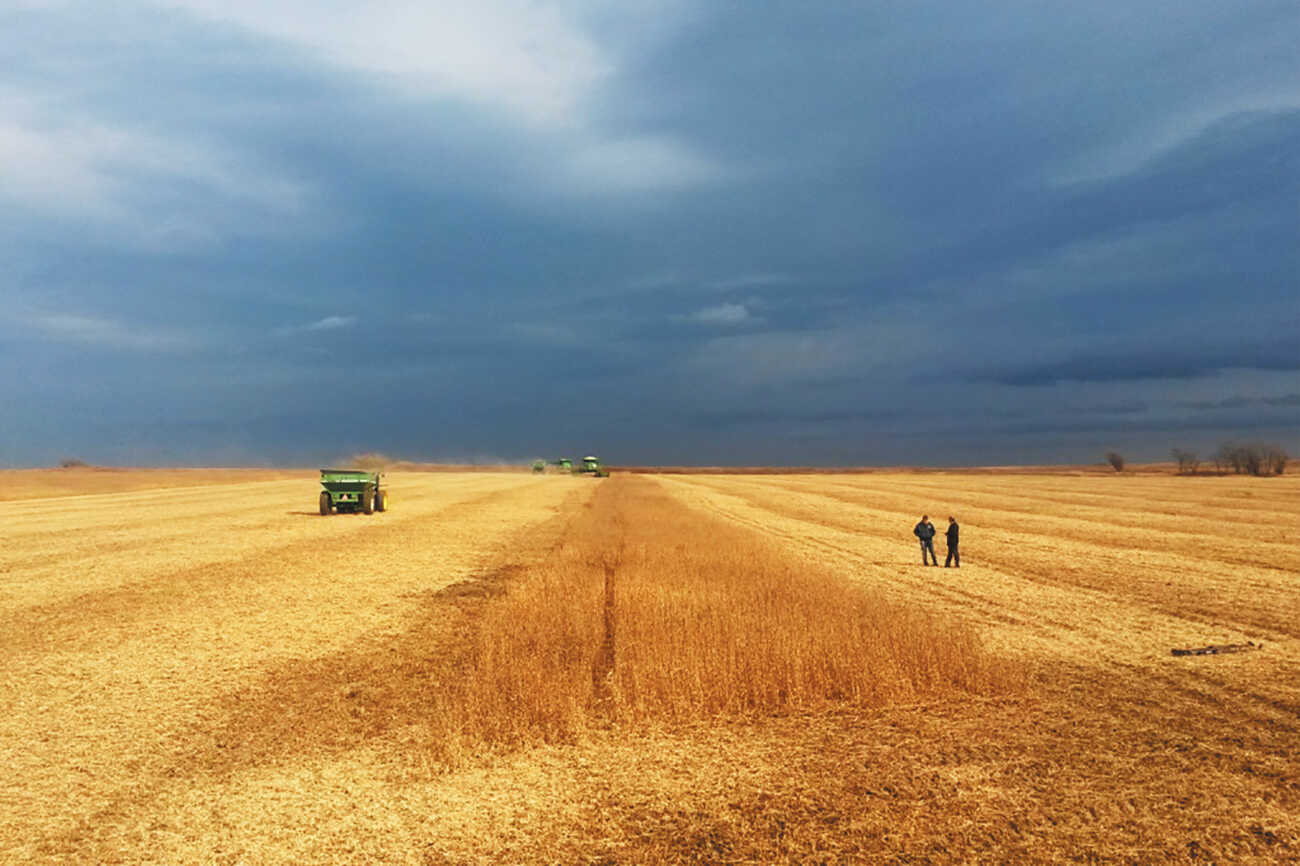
[{"left": 0, "top": 472, "right": 592, "bottom": 861}]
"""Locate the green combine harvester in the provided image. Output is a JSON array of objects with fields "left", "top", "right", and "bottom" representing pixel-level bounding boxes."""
[
  {"left": 580, "top": 455, "right": 609, "bottom": 477},
  {"left": 537, "top": 455, "right": 607, "bottom": 477},
  {"left": 318, "top": 468, "right": 388, "bottom": 515}
]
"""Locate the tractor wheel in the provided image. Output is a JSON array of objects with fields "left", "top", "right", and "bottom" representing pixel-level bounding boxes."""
[
  {"left": 319, "top": 491, "right": 331, "bottom": 515},
  {"left": 375, "top": 490, "right": 387, "bottom": 512},
  {"left": 362, "top": 488, "right": 374, "bottom": 514}
]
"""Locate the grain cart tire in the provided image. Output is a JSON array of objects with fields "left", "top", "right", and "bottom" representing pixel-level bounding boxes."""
[
  {"left": 362, "top": 488, "right": 374, "bottom": 514},
  {"left": 319, "top": 491, "right": 331, "bottom": 515},
  {"left": 375, "top": 490, "right": 387, "bottom": 512}
]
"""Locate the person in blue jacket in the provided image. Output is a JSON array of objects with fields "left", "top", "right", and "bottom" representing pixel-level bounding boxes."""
[{"left": 913, "top": 515, "right": 938, "bottom": 566}]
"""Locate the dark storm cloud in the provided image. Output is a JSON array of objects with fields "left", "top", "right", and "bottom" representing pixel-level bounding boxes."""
[
  {"left": 978, "top": 337, "right": 1300, "bottom": 386},
  {"left": 2, "top": 1, "right": 1298, "bottom": 466},
  {"left": 688, "top": 406, "right": 903, "bottom": 430},
  {"left": 993, "top": 406, "right": 1300, "bottom": 437},
  {"left": 928, "top": 109, "right": 1300, "bottom": 290},
  {"left": 1177, "top": 393, "right": 1300, "bottom": 411}
]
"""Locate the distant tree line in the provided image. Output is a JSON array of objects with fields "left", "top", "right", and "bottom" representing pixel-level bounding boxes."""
[
  {"left": 1103, "top": 443, "right": 1289, "bottom": 476},
  {"left": 1212, "top": 441, "right": 1288, "bottom": 476},
  {"left": 1166, "top": 442, "right": 1289, "bottom": 476}
]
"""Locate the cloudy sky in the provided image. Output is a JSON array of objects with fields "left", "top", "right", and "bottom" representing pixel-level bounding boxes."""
[{"left": 2, "top": 1, "right": 1297, "bottom": 466}]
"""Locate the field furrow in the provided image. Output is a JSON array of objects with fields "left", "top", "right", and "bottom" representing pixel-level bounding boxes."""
[
  {"left": 655, "top": 474, "right": 1300, "bottom": 638},
  {"left": 4, "top": 467, "right": 1298, "bottom": 863},
  {"left": 0, "top": 472, "right": 593, "bottom": 861},
  {"left": 652, "top": 474, "right": 1300, "bottom": 691}
]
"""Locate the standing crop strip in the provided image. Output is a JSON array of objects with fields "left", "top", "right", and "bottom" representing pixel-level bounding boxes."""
[{"left": 427, "top": 476, "right": 1019, "bottom": 764}]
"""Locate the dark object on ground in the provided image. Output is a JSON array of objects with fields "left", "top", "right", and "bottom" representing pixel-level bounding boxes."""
[{"left": 1171, "top": 641, "right": 1261, "bottom": 657}]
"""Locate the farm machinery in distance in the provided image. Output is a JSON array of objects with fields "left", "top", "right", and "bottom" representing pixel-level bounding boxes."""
[
  {"left": 537, "top": 455, "right": 609, "bottom": 477},
  {"left": 319, "top": 468, "right": 388, "bottom": 515},
  {"left": 579, "top": 455, "right": 608, "bottom": 476}
]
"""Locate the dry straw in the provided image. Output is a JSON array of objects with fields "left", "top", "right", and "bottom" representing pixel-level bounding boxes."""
[{"left": 428, "top": 477, "right": 1014, "bottom": 764}]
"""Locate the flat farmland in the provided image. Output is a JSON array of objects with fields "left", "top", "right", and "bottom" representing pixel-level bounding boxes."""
[
  {"left": 1, "top": 468, "right": 1298, "bottom": 863},
  {"left": 651, "top": 472, "right": 1300, "bottom": 860},
  {"left": 0, "top": 471, "right": 593, "bottom": 862},
  {"left": 655, "top": 471, "right": 1300, "bottom": 661}
]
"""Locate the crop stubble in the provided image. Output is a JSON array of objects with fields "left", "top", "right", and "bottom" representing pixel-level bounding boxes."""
[
  {"left": 2, "top": 468, "right": 1297, "bottom": 863},
  {"left": 644, "top": 472, "right": 1300, "bottom": 860},
  {"left": 0, "top": 472, "right": 589, "bottom": 862}
]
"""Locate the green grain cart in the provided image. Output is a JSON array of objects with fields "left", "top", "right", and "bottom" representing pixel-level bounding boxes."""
[{"left": 319, "top": 468, "right": 388, "bottom": 515}]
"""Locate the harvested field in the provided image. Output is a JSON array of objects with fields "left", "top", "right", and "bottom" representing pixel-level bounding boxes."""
[
  {"left": 0, "top": 467, "right": 311, "bottom": 502},
  {"left": 0, "top": 471, "right": 590, "bottom": 861},
  {"left": 1, "top": 468, "right": 1297, "bottom": 862},
  {"left": 648, "top": 472, "right": 1300, "bottom": 860}
]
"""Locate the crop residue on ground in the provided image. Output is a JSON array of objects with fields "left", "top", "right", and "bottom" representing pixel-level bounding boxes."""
[{"left": 1, "top": 468, "right": 1297, "bottom": 862}]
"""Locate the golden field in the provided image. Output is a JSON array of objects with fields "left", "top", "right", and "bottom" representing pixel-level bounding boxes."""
[{"left": 1, "top": 467, "right": 1297, "bottom": 862}]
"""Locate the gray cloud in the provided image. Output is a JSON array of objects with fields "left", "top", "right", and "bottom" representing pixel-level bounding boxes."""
[
  {"left": 25, "top": 314, "right": 192, "bottom": 352},
  {"left": 2, "top": 0, "right": 1298, "bottom": 466},
  {"left": 689, "top": 406, "right": 903, "bottom": 430},
  {"left": 685, "top": 303, "right": 753, "bottom": 326},
  {"left": 975, "top": 335, "right": 1300, "bottom": 387},
  {"left": 1177, "top": 393, "right": 1300, "bottom": 411},
  {"left": 273, "top": 315, "right": 357, "bottom": 337}
]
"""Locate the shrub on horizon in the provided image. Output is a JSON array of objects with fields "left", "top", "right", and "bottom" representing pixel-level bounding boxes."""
[{"left": 1171, "top": 449, "right": 1199, "bottom": 475}]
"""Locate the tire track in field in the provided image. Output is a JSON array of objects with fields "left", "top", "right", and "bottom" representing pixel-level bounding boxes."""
[
  {"left": 31, "top": 484, "right": 595, "bottom": 864},
  {"left": 1110, "top": 659, "right": 1300, "bottom": 739},
  {"left": 0, "top": 474, "right": 519, "bottom": 613},
  {"left": 0, "top": 473, "right": 592, "bottom": 862},
  {"left": 767, "top": 475, "right": 1300, "bottom": 637},
  {"left": 863, "top": 469, "right": 1300, "bottom": 506},
  {"left": 711, "top": 474, "right": 1300, "bottom": 576},
  {"left": 654, "top": 475, "right": 1300, "bottom": 752},
  {"left": 804, "top": 474, "right": 1300, "bottom": 556},
  {"left": 849, "top": 471, "right": 1300, "bottom": 511},
  {"left": 655, "top": 477, "right": 1300, "bottom": 819},
  {"left": 654, "top": 474, "right": 1210, "bottom": 630},
  {"left": 662, "top": 474, "right": 1300, "bottom": 639},
  {"left": 0, "top": 480, "right": 542, "bottom": 655},
  {"left": 652, "top": 475, "right": 1283, "bottom": 668},
  {"left": 0, "top": 474, "right": 494, "bottom": 571},
  {"left": 651, "top": 476, "right": 1091, "bottom": 655}
]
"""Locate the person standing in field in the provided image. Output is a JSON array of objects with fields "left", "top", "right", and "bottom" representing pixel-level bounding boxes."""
[
  {"left": 944, "top": 515, "right": 960, "bottom": 568},
  {"left": 914, "top": 515, "right": 938, "bottom": 566}
]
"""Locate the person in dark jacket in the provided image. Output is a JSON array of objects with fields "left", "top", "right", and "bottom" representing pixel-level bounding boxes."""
[
  {"left": 914, "top": 515, "right": 938, "bottom": 565},
  {"left": 944, "top": 515, "right": 960, "bottom": 568}
]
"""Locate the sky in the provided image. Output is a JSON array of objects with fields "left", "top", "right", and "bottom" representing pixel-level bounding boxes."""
[{"left": 2, "top": 0, "right": 1297, "bottom": 467}]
